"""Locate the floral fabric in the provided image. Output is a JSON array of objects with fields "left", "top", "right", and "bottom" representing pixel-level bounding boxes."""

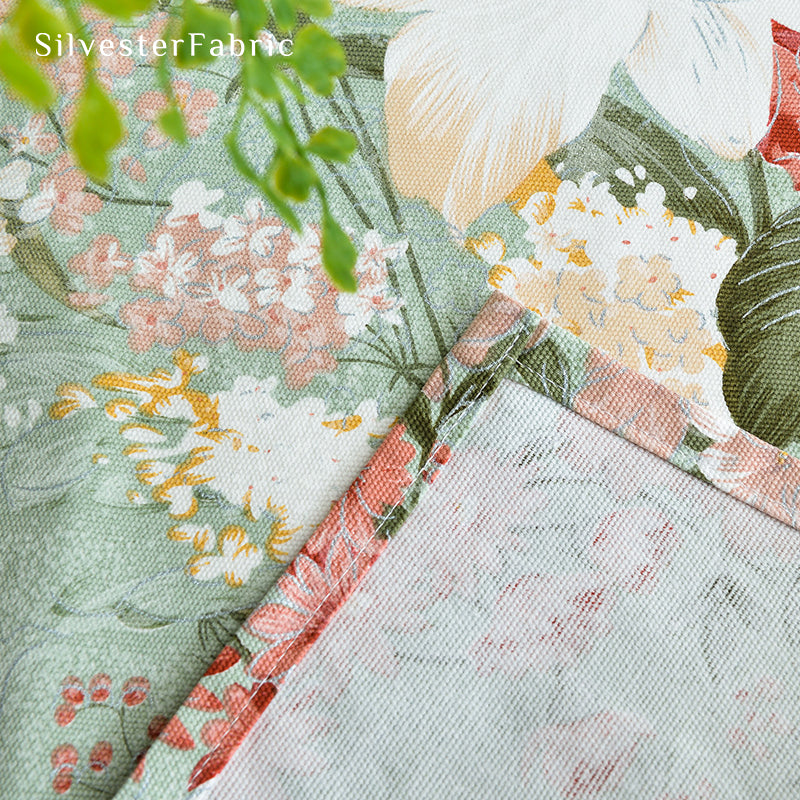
[
  {"left": 205, "top": 378, "right": 800, "bottom": 799},
  {"left": 110, "top": 291, "right": 800, "bottom": 799}
]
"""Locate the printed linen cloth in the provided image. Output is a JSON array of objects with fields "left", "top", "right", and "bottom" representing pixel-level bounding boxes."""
[{"left": 4, "top": 2, "right": 800, "bottom": 798}]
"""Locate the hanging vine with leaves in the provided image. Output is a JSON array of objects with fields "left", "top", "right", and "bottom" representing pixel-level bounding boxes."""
[{"left": 0, "top": 0, "right": 359, "bottom": 289}]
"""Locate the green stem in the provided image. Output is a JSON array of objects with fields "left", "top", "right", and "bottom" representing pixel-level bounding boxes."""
[
  {"left": 297, "top": 102, "right": 373, "bottom": 230},
  {"left": 117, "top": 706, "right": 136, "bottom": 761},
  {"left": 336, "top": 77, "right": 449, "bottom": 359},
  {"left": 746, "top": 149, "right": 772, "bottom": 240},
  {"left": 0, "top": 137, "right": 166, "bottom": 207}
]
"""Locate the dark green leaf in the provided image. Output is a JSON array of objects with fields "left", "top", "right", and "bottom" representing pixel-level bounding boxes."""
[
  {"left": 515, "top": 338, "right": 573, "bottom": 405},
  {"left": 159, "top": 106, "right": 188, "bottom": 144},
  {"left": 340, "top": 33, "right": 387, "bottom": 80},
  {"left": 683, "top": 425, "right": 714, "bottom": 454},
  {"left": 69, "top": 77, "right": 124, "bottom": 181},
  {"left": 292, "top": 24, "right": 345, "bottom": 95},
  {"left": 11, "top": 0, "right": 68, "bottom": 57},
  {"left": 116, "top": 601, "right": 173, "bottom": 630},
  {"left": 321, "top": 209, "right": 357, "bottom": 291},
  {"left": 5, "top": 215, "right": 119, "bottom": 327},
  {"left": 0, "top": 35, "right": 55, "bottom": 108},
  {"left": 307, "top": 126, "right": 356, "bottom": 162},
  {"left": 176, "top": 0, "right": 233, "bottom": 67},
  {"left": 717, "top": 205, "right": 800, "bottom": 447},
  {"left": 549, "top": 95, "right": 749, "bottom": 253},
  {"left": 403, "top": 393, "right": 436, "bottom": 461},
  {"left": 273, "top": 153, "right": 316, "bottom": 201},
  {"left": 85, "top": 0, "right": 155, "bottom": 18}
]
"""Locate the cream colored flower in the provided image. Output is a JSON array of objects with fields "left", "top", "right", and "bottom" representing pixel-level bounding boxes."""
[
  {"left": 615, "top": 254, "right": 681, "bottom": 311},
  {"left": 338, "top": 0, "right": 800, "bottom": 229}
]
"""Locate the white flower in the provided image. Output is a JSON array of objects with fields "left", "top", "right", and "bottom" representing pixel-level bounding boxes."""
[
  {"left": 200, "top": 272, "right": 250, "bottom": 313},
  {"left": 0, "top": 159, "right": 32, "bottom": 201},
  {"left": 336, "top": 230, "right": 406, "bottom": 335},
  {"left": 112, "top": 363, "right": 393, "bottom": 560},
  {"left": 211, "top": 198, "right": 284, "bottom": 258},
  {"left": 287, "top": 227, "right": 322, "bottom": 266},
  {"left": 339, "top": 0, "right": 800, "bottom": 229},
  {"left": 166, "top": 181, "right": 224, "bottom": 228},
  {"left": 18, "top": 182, "right": 55, "bottom": 224},
  {"left": 4, "top": 114, "right": 57, "bottom": 155},
  {"left": 282, "top": 266, "right": 315, "bottom": 313},
  {"left": 135, "top": 232, "right": 198, "bottom": 297},
  {"left": 186, "top": 525, "right": 263, "bottom": 587},
  {"left": 254, "top": 266, "right": 279, "bottom": 307},
  {"left": 0, "top": 304, "right": 19, "bottom": 344},
  {"left": 356, "top": 230, "right": 408, "bottom": 279}
]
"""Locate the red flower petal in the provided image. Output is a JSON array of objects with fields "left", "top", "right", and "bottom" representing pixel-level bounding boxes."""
[
  {"left": 185, "top": 684, "right": 224, "bottom": 712},
  {"left": 188, "top": 682, "right": 276, "bottom": 792},
  {"left": 203, "top": 645, "right": 241, "bottom": 676},
  {"left": 159, "top": 717, "right": 195, "bottom": 751}
]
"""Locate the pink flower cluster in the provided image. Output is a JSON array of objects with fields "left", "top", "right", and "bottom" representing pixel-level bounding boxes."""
[{"left": 113, "top": 199, "right": 403, "bottom": 388}]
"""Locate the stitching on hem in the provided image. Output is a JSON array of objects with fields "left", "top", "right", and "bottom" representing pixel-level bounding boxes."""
[
  {"left": 510, "top": 355, "right": 800, "bottom": 532},
  {"left": 185, "top": 320, "right": 535, "bottom": 785}
]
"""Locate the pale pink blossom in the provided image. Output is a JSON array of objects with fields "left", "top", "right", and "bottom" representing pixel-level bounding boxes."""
[
  {"left": 132, "top": 231, "right": 200, "bottom": 297},
  {"left": 472, "top": 572, "right": 615, "bottom": 676},
  {"left": 120, "top": 156, "right": 147, "bottom": 183},
  {"left": 135, "top": 80, "right": 218, "bottom": 148},
  {"left": 18, "top": 154, "right": 102, "bottom": 235},
  {"left": 2, "top": 114, "right": 58, "bottom": 155},
  {"left": 120, "top": 297, "right": 184, "bottom": 352},
  {"left": 68, "top": 234, "right": 132, "bottom": 289},
  {"left": 521, "top": 710, "right": 654, "bottom": 797},
  {"left": 588, "top": 508, "right": 682, "bottom": 593}
]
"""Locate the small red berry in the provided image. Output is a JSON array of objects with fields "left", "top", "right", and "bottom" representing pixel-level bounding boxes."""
[
  {"left": 431, "top": 443, "right": 452, "bottom": 465},
  {"left": 89, "top": 741, "right": 113, "bottom": 772},
  {"left": 88, "top": 673, "right": 111, "bottom": 703},
  {"left": 50, "top": 744, "right": 78, "bottom": 769},
  {"left": 52, "top": 773, "right": 73, "bottom": 795},
  {"left": 121, "top": 676, "right": 150, "bottom": 707},
  {"left": 54, "top": 704, "right": 76, "bottom": 727},
  {"left": 60, "top": 676, "right": 84, "bottom": 707}
]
